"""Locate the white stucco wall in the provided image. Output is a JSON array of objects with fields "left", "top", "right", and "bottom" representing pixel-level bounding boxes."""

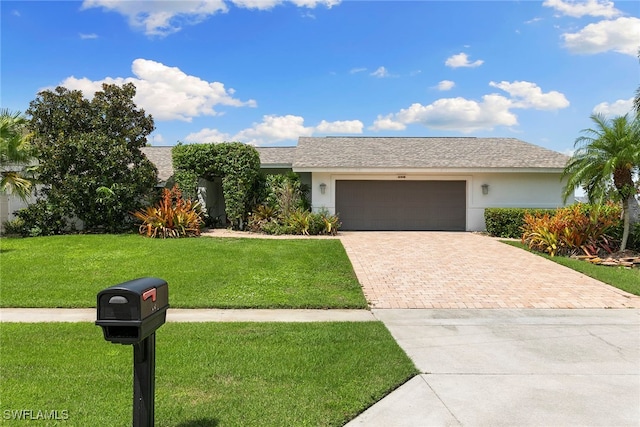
[
  {"left": 308, "top": 171, "right": 571, "bottom": 232},
  {"left": 0, "top": 193, "right": 34, "bottom": 232},
  {"left": 467, "top": 172, "right": 571, "bottom": 231}
]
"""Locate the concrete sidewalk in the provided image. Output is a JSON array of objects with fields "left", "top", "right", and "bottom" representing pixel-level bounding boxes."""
[
  {"left": 0, "top": 308, "right": 375, "bottom": 323},
  {"left": 346, "top": 308, "right": 640, "bottom": 427}
]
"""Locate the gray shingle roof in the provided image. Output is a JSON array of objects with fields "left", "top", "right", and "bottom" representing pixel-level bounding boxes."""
[
  {"left": 141, "top": 146, "right": 297, "bottom": 183},
  {"left": 254, "top": 146, "right": 296, "bottom": 167},
  {"left": 141, "top": 146, "right": 174, "bottom": 183},
  {"left": 293, "top": 137, "right": 569, "bottom": 170},
  {"left": 142, "top": 138, "right": 568, "bottom": 181}
]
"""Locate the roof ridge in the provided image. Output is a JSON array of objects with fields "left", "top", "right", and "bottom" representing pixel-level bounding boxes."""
[{"left": 317, "top": 136, "right": 479, "bottom": 139}]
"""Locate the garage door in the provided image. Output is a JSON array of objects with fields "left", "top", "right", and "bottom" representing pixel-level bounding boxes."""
[{"left": 335, "top": 180, "right": 466, "bottom": 231}]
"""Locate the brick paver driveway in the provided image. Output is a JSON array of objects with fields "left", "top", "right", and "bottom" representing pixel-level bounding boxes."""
[{"left": 339, "top": 232, "right": 640, "bottom": 309}]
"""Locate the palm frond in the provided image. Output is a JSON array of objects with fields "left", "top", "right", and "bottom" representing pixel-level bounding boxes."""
[{"left": 0, "top": 171, "right": 33, "bottom": 202}]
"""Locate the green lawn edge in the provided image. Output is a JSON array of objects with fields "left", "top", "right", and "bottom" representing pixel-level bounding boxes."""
[
  {"left": 0, "top": 234, "right": 367, "bottom": 309},
  {"left": 1, "top": 322, "right": 418, "bottom": 427},
  {"left": 500, "top": 240, "right": 640, "bottom": 296}
]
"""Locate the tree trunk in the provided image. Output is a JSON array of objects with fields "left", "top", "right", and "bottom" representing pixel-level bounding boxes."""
[
  {"left": 628, "top": 195, "right": 639, "bottom": 225},
  {"left": 621, "top": 197, "right": 631, "bottom": 251}
]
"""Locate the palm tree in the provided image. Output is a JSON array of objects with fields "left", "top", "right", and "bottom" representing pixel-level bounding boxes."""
[
  {"left": 562, "top": 113, "right": 640, "bottom": 251},
  {"left": 635, "top": 50, "right": 640, "bottom": 115},
  {"left": 0, "top": 109, "right": 35, "bottom": 202}
]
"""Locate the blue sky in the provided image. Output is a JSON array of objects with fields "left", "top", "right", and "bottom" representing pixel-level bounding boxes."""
[{"left": 2, "top": 0, "right": 638, "bottom": 154}]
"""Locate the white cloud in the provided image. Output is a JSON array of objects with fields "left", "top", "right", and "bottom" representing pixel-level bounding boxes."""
[
  {"left": 544, "top": 0, "right": 636, "bottom": 57},
  {"left": 185, "top": 115, "right": 362, "bottom": 145},
  {"left": 436, "top": 80, "right": 455, "bottom": 91},
  {"left": 371, "top": 81, "right": 570, "bottom": 133},
  {"left": 445, "top": 52, "right": 484, "bottom": 68},
  {"left": 233, "top": 115, "right": 313, "bottom": 145},
  {"left": 592, "top": 97, "right": 634, "bottom": 116},
  {"left": 489, "top": 81, "right": 570, "bottom": 110},
  {"left": 561, "top": 16, "right": 640, "bottom": 56},
  {"left": 81, "top": 0, "right": 228, "bottom": 37},
  {"left": 183, "top": 128, "right": 231, "bottom": 144},
  {"left": 525, "top": 17, "right": 543, "bottom": 24},
  {"left": 375, "top": 96, "right": 517, "bottom": 133},
  {"left": 350, "top": 67, "right": 367, "bottom": 74},
  {"left": 315, "top": 119, "right": 363, "bottom": 134},
  {"left": 370, "top": 66, "right": 389, "bottom": 78},
  {"left": 82, "top": 0, "right": 340, "bottom": 36},
  {"left": 56, "top": 58, "right": 256, "bottom": 122},
  {"left": 370, "top": 114, "right": 407, "bottom": 131},
  {"left": 542, "top": 0, "right": 620, "bottom": 18},
  {"left": 289, "top": 0, "right": 341, "bottom": 7},
  {"left": 148, "top": 133, "right": 166, "bottom": 145},
  {"left": 79, "top": 33, "right": 98, "bottom": 39},
  {"left": 371, "top": 97, "right": 517, "bottom": 133},
  {"left": 230, "top": 0, "right": 282, "bottom": 10}
]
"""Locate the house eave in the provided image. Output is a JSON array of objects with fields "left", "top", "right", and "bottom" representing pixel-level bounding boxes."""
[
  {"left": 260, "top": 163, "right": 294, "bottom": 169},
  {"left": 292, "top": 167, "right": 566, "bottom": 174}
]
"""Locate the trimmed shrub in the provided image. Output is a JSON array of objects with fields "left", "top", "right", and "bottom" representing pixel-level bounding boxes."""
[
  {"left": 11, "top": 199, "right": 69, "bottom": 237},
  {"left": 2, "top": 217, "right": 25, "bottom": 236},
  {"left": 260, "top": 221, "right": 294, "bottom": 236},
  {"left": 484, "top": 207, "right": 557, "bottom": 238}
]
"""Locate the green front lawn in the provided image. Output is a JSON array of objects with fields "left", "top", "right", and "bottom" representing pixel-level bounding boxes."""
[
  {"left": 0, "top": 322, "right": 417, "bottom": 426},
  {"left": 0, "top": 235, "right": 366, "bottom": 308},
  {"left": 502, "top": 241, "right": 640, "bottom": 296}
]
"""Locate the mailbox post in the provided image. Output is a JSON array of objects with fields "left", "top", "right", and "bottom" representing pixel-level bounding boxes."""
[
  {"left": 96, "top": 277, "right": 169, "bottom": 427},
  {"left": 133, "top": 333, "right": 156, "bottom": 426}
]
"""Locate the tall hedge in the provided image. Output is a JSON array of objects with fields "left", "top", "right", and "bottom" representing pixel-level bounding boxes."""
[{"left": 172, "top": 142, "right": 261, "bottom": 229}]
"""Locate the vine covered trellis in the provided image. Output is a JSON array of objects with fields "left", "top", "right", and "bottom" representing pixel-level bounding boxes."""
[{"left": 172, "top": 142, "right": 261, "bottom": 229}]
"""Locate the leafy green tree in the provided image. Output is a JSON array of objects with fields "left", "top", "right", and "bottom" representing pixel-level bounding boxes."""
[
  {"left": 0, "top": 109, "right": 35, "bottom": 201},
  {"left": 562, "top": 113, "right": 640, "bottom": 251},
  {"left": 26, "top": 83, "right": 158, "bottom": 232}
]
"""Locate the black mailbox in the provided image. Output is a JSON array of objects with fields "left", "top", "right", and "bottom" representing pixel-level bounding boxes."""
[{"left": 96, "top": 277, "right": 169, "bottom": 344}]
